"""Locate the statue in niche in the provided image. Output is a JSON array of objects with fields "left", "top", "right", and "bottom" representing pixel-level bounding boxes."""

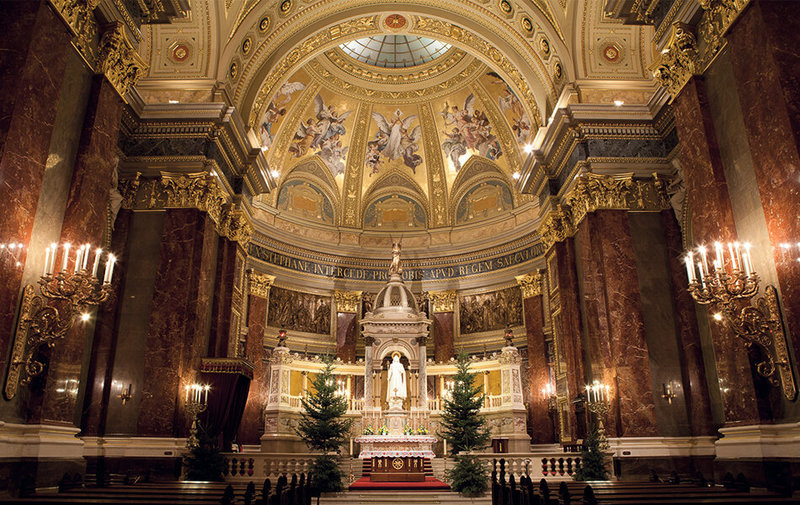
[{"left": 386, "top": 352, "right": 407, "bottom": 410}]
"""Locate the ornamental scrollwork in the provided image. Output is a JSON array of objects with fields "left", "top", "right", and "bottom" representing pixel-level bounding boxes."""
[
  {"left": 97, "top": 22, "right": 148, "bottom": 100},
  {"left": 428, "top": 290, "right": 457, "bottom": 313},
  {"left": 248, "top": 271, "right": 276, "bottom": 298},
  {"left": 334, "top": 290, "right": 363, "bottom": 313},
  {"left": 650, "top": 22, "right": 698, "bottom": 98},
  {"left": 515, "top": 271, "right": 544, "bottom": 298}
]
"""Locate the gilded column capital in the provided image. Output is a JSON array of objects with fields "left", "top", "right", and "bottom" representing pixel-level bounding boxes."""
[
  {"left": 334, "top": 290, "right": 362, "bottom": 313},
  {"left": 429, "top": 290, "right": 457, "bottom": 313},
  {"left": 248, "top": 271, "right": 275, "bottom": 298},
  {"left": 119, "top": 172, "right": 227, "bottom": 226},
  {"left": 537, "top": 204, "right": 574, "bottom": 250},
  {"left": 97, "top": 22, "right": 148, "bottom": 101},
  {"left": 516, "top": 271, "right": 544, "bottom": 298},
  {"left": 221, "top": 207, "right": 254, "bottom": 247},
  {"left": 650, "top": 22, "right": 698, "bottom": 97}
]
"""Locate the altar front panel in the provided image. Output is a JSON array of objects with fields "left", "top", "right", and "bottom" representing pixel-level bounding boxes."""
[{"left": 369, "top": 456, "right": 425, "bottom": 482}]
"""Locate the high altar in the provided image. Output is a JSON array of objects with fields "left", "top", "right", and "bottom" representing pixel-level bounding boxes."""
[{"left": 259, "top": 246, "right": 530, "bottom": 477}]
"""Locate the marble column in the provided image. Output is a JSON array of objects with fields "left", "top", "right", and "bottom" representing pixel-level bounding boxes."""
[
  {"left": 364, "top": 338, "right": 374, "bottom": 408},
  {"left": 576, "top": 211, "right": 658, "bottom": 437},
  {"left": 334, "top": 290, "right": 361, "bottom": 362},
  {"left": 661, "top": 210, "right": 714, "bottom": 436},
  {"left": 136, "top": 209, "right": 218, "bottom": 437},
  {"left": 517, "top": 271, "right": 554, "bottom": 444},
  {"left": 550, "top": 239, "right": 585, "bottom": 441},
  {"left": 0, "top": 2, "right": 72, "bottom": 375},
  {"left": 673, "top": 77, "right": 760, "bottom": 424},
  {"left": 430, "top": 290, "right": 456, "bottom": 362},
  {"left": 727, "top": 1, "right": 800, "bottom": 367},
  {"left": 33, "top": 76, "right": 123, "bottom": 425},
  {"left": 209, "top": 237, "right": 240, "bottom": 358},
  {"left": 417, "top": 336, "right": 428, "bottom": 409},
  {"left": 238, "top": 271, "right": 274, "bottom": 445}
]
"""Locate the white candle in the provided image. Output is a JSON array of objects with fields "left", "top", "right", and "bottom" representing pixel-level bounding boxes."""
[
  {"left": 697, "top": 262, "right": 705, "bottom": 287},
  {"left": 728, "top": 243, "right": 738, "bottom": 271},
  {"left": 684, "top": 256, "right": 695, "bottom": 283},
  {"left": 605, "top": 385, "right": 610, "bottom": 402},
  {"left": 104, "top": 254, "right": 116, "bottom": 283},
  {"left": 714, "top": 242, "right": 724, "bottom": 272},
  {"left": 62, "top": 243, "right": 71, "bottom": 271},
  {"left": 74, "top": 245, "right": 83, "bottom": 273},
  {"left": 743, "top": 243, "right": 753, "bottom": 277},
  {"left": 92, "top": 248, "right": 102, "bottom": 278},
  {"left": 698, "top": 246, "right": 709, "bottom": 275},
  {"left": 44, "top": 247, "right": 51, "bottom": 277},
  {"left": 185, "top": 385, "right": 190, "bottom": 402},
  {"left": 82, "top": 243, "right": 90, "bottom": 270}
]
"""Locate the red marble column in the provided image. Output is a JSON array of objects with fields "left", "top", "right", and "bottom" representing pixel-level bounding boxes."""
[
  {"left": 523, "top": 293, "right": 554, "bottom": 443},
  {"left": 0, "top": 2, "right": 72, "bottom": 373},
  {"left": 551, "top": 239, "right": 585, "bottom": 440},
  {"left": 209, "top": 238, "right": 238, "bottom": 358},
  {"left": 336, "top": 312, "right": 358, "bottom": 363},
  {"left": 433, "top": 312, "right": 455, "bottom": 362},
  {"left": 239, "top": 291, "right": 268, "bottom": 445},
  {"left": 673, "top": 78, "right": 760, "bottom": 424},
  {"left": 33, "top": 76, "right": 123, "bottom": 424},
  {"left": 727, "top": 0, "right": 800, "bottom": 366},
  {"left": 81, "top": 209, "right": 132, "bottom": 435},
  {"left": 136, "top": 209, "right": 217, "bottom": 437},
  {"left": 661, "top": 210, "right": 714, "bottom": 436},
  {"left": 576, "top": 211, "right": 658, "bottom": 437}
]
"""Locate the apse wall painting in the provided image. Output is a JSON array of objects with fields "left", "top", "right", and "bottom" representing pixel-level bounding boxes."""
[
  {"left": 363, "top": 193, "right": 427, "bottom": 230},
  {"left": 437, "top": 92, "right": 503, "bottom": 172},
  {"left": 268, "top": 286, "right": 331, "bottom": 335},
  {"left": 276, "top": 180, "right": 335, "bottom": 224},
  {"left": 258, "top": 72, "right": 309, "bottom": 151},
  {"left": 365, "top": 108, "right": 423, "bottom": 176},
  {"left": 459, "top": 286, "right": 522, "bottom": 334},
  {"left": 288, "top": 93, "right": 354, "bottom": 177},
  {"left": 481, "top": 71, "right": 532, "bottom": 146},
  {"left": 455, "top": 180, "right": 513, "bottom": 225}
]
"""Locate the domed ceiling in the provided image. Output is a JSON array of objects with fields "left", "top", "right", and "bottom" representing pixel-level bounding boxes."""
[{"left": 256, "top": 24, "right": 535, "bottom": 233}]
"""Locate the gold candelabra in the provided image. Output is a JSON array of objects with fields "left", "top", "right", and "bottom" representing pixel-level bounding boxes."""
[
  {"left": 4, "top": 243, "right": 116, "bottom": 400},
  {"left": 185, "top": 383, "right": 210, "bottom": 448},
  {"left": 684, "top": 242, "right": 796, "bottom": 400},
  {"left": 585, "top": 380, "right": 610, "bottom": 436}
]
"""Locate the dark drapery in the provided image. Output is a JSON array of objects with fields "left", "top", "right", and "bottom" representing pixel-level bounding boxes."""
[{"left": 199, "top": 358, "right": 254, "bottom": 451}]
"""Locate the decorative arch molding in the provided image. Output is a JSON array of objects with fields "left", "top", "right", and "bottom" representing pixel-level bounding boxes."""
[
  {"left": 274, "top": 159, "right": 342, "bottom": 224},
  {"left": 451, "top": 156, "right": 512, "bottom": 200},
  {"left": 364, "top": 170, "right": 428, "bottom": 206},
  {"left": 362, "top": 190, "right": 430, "bottom": 231},
  {"left": 281, "top": 158, "right": 341, "bottom": 206},
  {"left": 235, "top": 4, "right": 563, "bottom": 131}
]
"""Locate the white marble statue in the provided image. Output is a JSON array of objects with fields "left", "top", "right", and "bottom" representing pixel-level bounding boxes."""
[{"left": 386, "top": 353, "right": 407, "bottom": 410}]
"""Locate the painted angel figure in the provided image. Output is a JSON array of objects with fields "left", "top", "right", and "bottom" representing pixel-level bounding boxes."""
[
  {"left": 311, "top": 94, "right": 352, "bottom": 149},
  {"left": 318, "top": 138, "right": 348, "bottom": 176},
  {"left": 442, "top": 127, "right": 467, "bottom": 172},
  {"left": 371, "top": 109, "right": 418, "bottom": 162},
  {"left": 288, "top": 119, "right": 320, "bottom": 158}
]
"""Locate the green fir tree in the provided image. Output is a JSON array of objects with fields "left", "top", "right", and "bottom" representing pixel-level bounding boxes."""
[
  {"left": 573, "top": 427, "right": 610, "bottom": 481},
  {"left": 183, "top": 424, "right": 226, "bottom": 481},
  {"left": 441, "top": 353, "right": 491, "bottom": 496},
  {"left": 296, "top": 357, "right": 353, "bottom": 493}
]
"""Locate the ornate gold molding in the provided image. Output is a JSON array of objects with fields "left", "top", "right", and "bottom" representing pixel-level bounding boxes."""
[
  {"left": 537, "top": 173, "right": 672, "bottom": 249},
  {"left": 516, "top": 271, "right": 544, "bottom": 298},
  {"left": 334, "top": 290, "right": 362, "bottom": 313},
  {"left": 651, "top": 1, "right": 750, "bottom": 99},
  {"left": 97, "top": 22, "right": 148, "bottom": 100},
  {"left": 248, "top": 271, "right": 276, "bottom": 298},
  {"left": 429, "top": 290, "right": 457, "bottom": 313},
  {"left": 421, "top": 104, "right": 450, "bottom": 227},
  {"left": 341, "top": 103, "right": 370, "bottom": 227},
  {"left": 220, "top": 207, "right": 254, "bottom": 247}
]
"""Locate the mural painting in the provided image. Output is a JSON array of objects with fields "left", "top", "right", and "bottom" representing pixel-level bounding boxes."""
[
  {"left": 289, "top": 94, "right": 353, "bottom": 176},
  {"left": 259, "top": 79, "right": 307, "bottom": 151},
  {"left": 276, "top": 180, "right": 335, "bottom": 224},
  {"left": 439, "top": 93, "right": 502, "bottom": 172},
  {"left": 483, "top": 72, "right": 532, "bottom": 145},
  {"left": 459, "top": 286, "right": 522, "bottom": 334},
  {"left": 365, "top": 108, "right": 423, "bottom": 176},
  {"left": 455, "top": 180, "right": 513, "bottom": 224},
  {"left": 363, "top": 194, "right": 427, "bottom": 230},
  {"left": 268, "top": 286, "right": 331, "bottom": 335}
]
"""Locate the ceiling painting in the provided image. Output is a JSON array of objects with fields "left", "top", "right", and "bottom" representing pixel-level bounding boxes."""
[
  {"left": 258, "top": 69, "right": 310, "bottom": 153},
  {"left": 479, "top": 71, "right": 534, "bottom": 147}
]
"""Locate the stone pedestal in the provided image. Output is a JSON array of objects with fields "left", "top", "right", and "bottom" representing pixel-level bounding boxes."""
[{"left": 385, "top": 410, "right": 408, "bottom": 436}]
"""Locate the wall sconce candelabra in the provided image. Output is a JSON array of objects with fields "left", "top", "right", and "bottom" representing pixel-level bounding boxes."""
[
  {"left": 585, "top": 380, "right": 611, "bottom": 435},
  {"left": 661, "top": 381, "right": 678, "bottom": 405},
  {"left": 117, "top": 383, "right": 133, "bottom": 405},
  {"left": 0, "top": 242, "right": 25, "bottom": 267},
  {"left": 4, "top": 243, "right": 116, "bottom": 400},
  {"left": 185, "top": 383, "right": 210, "bottom": 448},
  {"left": 542, "top": 381, "right": 557, "bottom": 411},
  {"left": 684, "top": 241, "right": 796, "bottom": 400}
]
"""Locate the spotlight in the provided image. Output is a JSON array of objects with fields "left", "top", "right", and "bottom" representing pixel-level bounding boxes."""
[
  {"left": 614, "top": 100, "right": 624, "bottom": 107},
  {"left": 80, "top": 313, "right": 91, "bottom": 322},
  {"left": 713, "top": 313, "right": 723, "bottom": 321}
]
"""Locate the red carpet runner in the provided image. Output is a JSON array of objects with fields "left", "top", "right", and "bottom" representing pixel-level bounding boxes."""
[{"left": 348, "top": 476, "right": 451, "bottom": 491}]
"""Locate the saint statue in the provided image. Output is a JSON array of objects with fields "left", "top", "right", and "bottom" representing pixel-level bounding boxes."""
[
  {"left": 388, "top": 241, "right": 402, "bottom": 276},
  {"left": 386, "top": 353, "right": 407, "bottom": 410}
]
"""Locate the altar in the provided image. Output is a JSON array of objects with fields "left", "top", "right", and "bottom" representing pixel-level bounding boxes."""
[{"left": 354, "top": 435, "right": 436, "bottom": 482}]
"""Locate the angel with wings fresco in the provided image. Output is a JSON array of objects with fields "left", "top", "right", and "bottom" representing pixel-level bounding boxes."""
[
  {"left": 439, "top": 94, "right": 502, "bottom": 171},
  {"left": 288, "top": 94, "right": 353, "bottom": 176},
  {"left": 366, "top": 109, "right": 423, "bottom": 175},
  {"left": 487, "top": 71, "right": 531, "bottom": 144}
]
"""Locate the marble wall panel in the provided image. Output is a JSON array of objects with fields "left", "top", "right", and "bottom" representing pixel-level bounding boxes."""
[
  {"left": 433, "top": 312, "right": 455, "bottom": 362},
  {"left": 239, "top": 294, "right": 268, "bottom": 445},
  {"left": 335, "top": 312, "right": 357, "bottom": 363},
  {"left": 524, "top": 295, "right": 554, "bottom": 443},
  {"left": 210, "top": 238, "right": 238, "bottom": 358}
]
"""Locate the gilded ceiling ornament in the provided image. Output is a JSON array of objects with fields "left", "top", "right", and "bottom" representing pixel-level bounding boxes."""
[
  {"left": 249, "top": 271, "right": 276, "bottom": 298},
  {"left": 230, "top": 61, "right": 239, "bottom": 79},
  {"left": 259, "top": 16, "right": 271, "bottom": 32},
  {"left": 341, "top": 104, "right": 370, "bottom": 227},
  {"left": 242, "top": 37, "right": 253, "bottom": 55},
  {"left": 420, "top": 104, "right": 450, "bottom": 227},
  {"left": 540, "top": 38, "right": 550, "bottom": 56},
  {"left": 384, "top": 14, "right": 407, "bottom": 30},
  {"left": 498, "top": 0, "right": 514, "bottom": 16},
  {"left": 279, "top": 0, "right": 293, "bottom": 16},
  {"left": 413, "top": 16, "right": 542, "bottom": 127},
  {"left": 97, "top": 22, "right": 148, "bottom": 101},
  {"left": 334, "top": 290, "right": 362, "bottom": 313},
  {"left": 521, "top": 16, "right": 534, "bottom": 35},
  {"left": 429, "top": 290, "right": 457, "bottom": 313},
  {"left": 515, "top": 271, "right": 544, "bottom": 298}
]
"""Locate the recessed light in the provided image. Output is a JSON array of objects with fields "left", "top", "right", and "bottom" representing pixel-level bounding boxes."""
[
  {"left": 168, "top": 99, "right": 180, "bottom": 104},
  {"left": 614, "top": 100, "right": 624, "bottom": 107}
]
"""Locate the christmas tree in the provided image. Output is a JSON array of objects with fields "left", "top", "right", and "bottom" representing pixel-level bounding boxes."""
[
  {"left": 441, "top": 353, "right": 490, "bottom": 496},
  {"left": 573, "top": 426, "right": 610, "bottom": 481},
  {"left": 183, "top": 423, "right": 226, "bottom": 481},
  {"left": 296, "top": 358, "right": 353, "bottom": 493}
]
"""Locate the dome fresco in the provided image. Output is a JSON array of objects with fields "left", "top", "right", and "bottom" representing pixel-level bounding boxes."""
[
  {"left": 256, "top": 51, "right": 536, "bottom": 233},
  {"left": 339, "top": 36, "right": 452, "bottom": 68}
]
